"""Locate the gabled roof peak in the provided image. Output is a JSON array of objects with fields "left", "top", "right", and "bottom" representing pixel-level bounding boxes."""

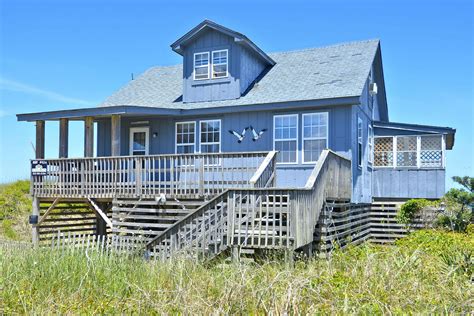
[{"left": 170, "top": 19, "right": 275, "bottom": 66}]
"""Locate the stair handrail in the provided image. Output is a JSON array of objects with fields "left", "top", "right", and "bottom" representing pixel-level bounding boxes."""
[
  {"left": 290, "top": 149, "right": 352, "bottom": 248},
  {"left": 249, "top": 151, "right": 277, "bottom": 188},
  {"left": 145, "top": 190, "right": 230, "bottom": 253}
]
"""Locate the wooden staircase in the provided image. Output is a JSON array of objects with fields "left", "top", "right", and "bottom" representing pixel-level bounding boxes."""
[{"left": 112, "top": 197, "right": 206, "bottom": 242}]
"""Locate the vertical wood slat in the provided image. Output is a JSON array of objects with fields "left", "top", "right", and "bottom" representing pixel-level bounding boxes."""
[
  {"left": 59, "top": 118, "right": 69, "bottom": 158},
  {"left": 35, "top": 120, "right": 45, "bottom": 159}
]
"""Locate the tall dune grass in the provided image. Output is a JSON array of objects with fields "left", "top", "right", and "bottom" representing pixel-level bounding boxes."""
[{"left": 1, "top": 230, "right": 472, "bottom": 314}]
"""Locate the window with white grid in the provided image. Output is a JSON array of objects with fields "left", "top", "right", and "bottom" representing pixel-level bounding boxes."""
[
  {"left": 368, "top": 125, "right": 374, "bottom": 164},
  {"left": 194, "top": 52, "right": 209, "bottom": 80},
  {"left": 302, "top": 112, "right": 328, "bottom": 163},
  {"left": 274, "top": 114, "right": 298, "bottom": 164},
  {"left": 175, "top": 122, "right": 195, "bottom": 154},
  {"left": 200, "top": 120, "right": 221, "bottom": 154},
  {"left": 212, "top": 50, "right": 228, "bottom": 78}
]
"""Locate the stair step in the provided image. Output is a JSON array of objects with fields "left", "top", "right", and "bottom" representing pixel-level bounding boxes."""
[{"left": 112, "top": 207, "right": 191, "bottom": 214}]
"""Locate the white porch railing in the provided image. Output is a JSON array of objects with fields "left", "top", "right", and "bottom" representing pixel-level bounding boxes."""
[{"left": 31, "top": 152, "right": 269, "bottom": 199}]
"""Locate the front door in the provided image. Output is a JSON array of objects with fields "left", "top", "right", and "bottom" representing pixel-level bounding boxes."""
[
  {"left": 129, "top": 127, "right": 149, "bottom": 156},
  {"left": 129, "top": 127, "right": 150, "bottom": 185}
]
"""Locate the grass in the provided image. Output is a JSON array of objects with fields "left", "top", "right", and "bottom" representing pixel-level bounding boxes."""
[
  {"left": 1, "top": 230, "right": 473, "bottom": 314},
  {"left": 0, "top": 180, "right": 31, "bottom": 241}
]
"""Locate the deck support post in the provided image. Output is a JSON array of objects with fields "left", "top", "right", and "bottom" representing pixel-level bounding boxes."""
[
  {"left": 35, "top": 120, "right": 45, "bottom": 159},
  {"left": 95, "top": 202, "right": 108, "bottom": 236},
  {"left": 231, "top": 246, "right": 240, "bottom": 263},
  {"left": 59, "top": 118, "right": 69, "bottom": 158},
  {"left": 284, "top": 249, "right": 294, "bottom": 268},
  {"left": 32, "top": 197, "right": 40, "bottom": 247},
  {"left": 84, "top": 116, "right": 94, "bottom": 157},
  {"left": 111, "top": 114, "right": 121, "bottom": 156}
]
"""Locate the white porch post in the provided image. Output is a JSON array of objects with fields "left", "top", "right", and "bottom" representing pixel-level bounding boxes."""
[
  {"left": 111, "top": 114, "right": 121, "bottom": 156},
  {"left": 84, "top": 116, "right": 94, "bottom": 157}
]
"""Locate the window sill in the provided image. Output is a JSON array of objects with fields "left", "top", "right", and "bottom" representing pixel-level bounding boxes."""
[{"left": 192, "top": 77, "right": 230, "bottom": 86}]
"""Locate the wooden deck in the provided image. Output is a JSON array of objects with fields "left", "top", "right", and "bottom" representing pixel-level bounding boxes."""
[
  {"left": 31, "top": 150, "right": 358, "bottom": 259},
  {"left": 31, "top": 151, "right": 270, "bottom": 199}
]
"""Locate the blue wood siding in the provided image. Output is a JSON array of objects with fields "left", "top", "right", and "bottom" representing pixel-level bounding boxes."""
[
  {"left": 181, "top": 28, "right": 266, "bottom": 103},
  {"left": 372, "top": 169, "right": 445, "bottom": 199},
  {"left": 96, "top": 105, "right": 354, "bottom": 189},
  {"left": 239, "top": 46, "right": 266, "bottom": 94}
]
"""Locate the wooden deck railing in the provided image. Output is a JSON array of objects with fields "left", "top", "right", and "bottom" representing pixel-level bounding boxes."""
[
  {"left": 146, "top": 150, "right": 352, "bottom": 258},
  {"left": 31, "top": 152, "right": 269, "bottom": 199}
]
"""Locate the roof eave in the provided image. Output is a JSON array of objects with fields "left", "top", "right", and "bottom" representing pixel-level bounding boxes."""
[
  {"left": 16, "top": 106, "right": 180, "bottom": 122},
  {"left": 170, "top": 20, "right": 275, "bottom": 66}
]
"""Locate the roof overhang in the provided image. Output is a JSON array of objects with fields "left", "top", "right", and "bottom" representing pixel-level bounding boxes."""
[
  {"left": 17, "top": 96, "right": 360, "bottom": 122},
  {"left": 16, "top": 106, "right": 180, "bottom": 122},
  {"left": 171, "top": 19, "right": 276, "bottom": 66},
  {"left": 373, "top": 120, "right": 456, "bottom": 149}
]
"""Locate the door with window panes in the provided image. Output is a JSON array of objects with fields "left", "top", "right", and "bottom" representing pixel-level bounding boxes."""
[{"left": 129, "top": 127, "right": 150, "bottom": 183}]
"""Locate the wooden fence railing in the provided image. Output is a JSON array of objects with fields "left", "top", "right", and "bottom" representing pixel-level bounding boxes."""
[
  {"left": 31, "top": 152, "right": 268, "bottom": 199},
  {"left": 146, "top": 150, "right": 352, "bottom": 259},
  {"left": 145, "top": 152, "right": 279, "bottom": 259}
]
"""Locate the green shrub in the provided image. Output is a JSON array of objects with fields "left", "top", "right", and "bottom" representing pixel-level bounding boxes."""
[
  {"left": 436, "top": 176, "right": 474, "bottom": 233},
  {"left": 397, "top": 199, "right": 435, "bottom": 225},
  {"left": 466, "top": 223, "right": 474, "bottom": 235}
]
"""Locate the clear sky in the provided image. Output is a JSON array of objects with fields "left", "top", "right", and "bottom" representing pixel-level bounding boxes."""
[{"left": 0, "top": 0, "right": 473, "bottom": 188}]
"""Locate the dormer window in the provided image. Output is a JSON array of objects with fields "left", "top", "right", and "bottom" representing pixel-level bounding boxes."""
[
  {"left": 194, "top": 52, "right": 210, "bottom": 80},
  {"left": 212, "top": 49, "right": 228, "bottom": 78}
]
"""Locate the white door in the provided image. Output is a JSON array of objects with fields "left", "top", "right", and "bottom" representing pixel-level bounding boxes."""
[
  {"left": 129, "top": 127, "right": 150, "bottom": 184},
  {"left": 129, "top": 127, "right": 149, "bottom": 156}
]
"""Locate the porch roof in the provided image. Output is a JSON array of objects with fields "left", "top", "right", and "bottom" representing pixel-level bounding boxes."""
[
  {"left": 16, "top": 96, "right": 360, "bottom": 122},
  {"left": 373, "top": 120, "right": 456, "bottom": 149}
]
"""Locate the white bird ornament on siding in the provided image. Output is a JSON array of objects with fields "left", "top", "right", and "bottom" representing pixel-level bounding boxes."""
[
  {"left": 250, "top": 126, "right": 267, "bottom": 141},
  {"left": 228, "top": 127, "right": 248, "bottom": 143}
]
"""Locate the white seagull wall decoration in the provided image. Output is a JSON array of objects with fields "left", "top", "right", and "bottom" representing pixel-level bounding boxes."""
[
  {"left": 228, "top": 127, "right": 249, "bottom": 143},
  {"left": 250, "top": 126, "right": 267, "bottom": 141}
]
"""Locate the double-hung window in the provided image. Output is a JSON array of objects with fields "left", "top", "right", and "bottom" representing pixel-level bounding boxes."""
[
  {"left": 200, "top": 120, "right": 221, "bottom": 154},
  {"left": 357, "top": 117, "right": 363, "bottom": 167},
  {"left": 302, "top": 112, "right": 328, "bottom": 163},
  {"left": 368, "top": 125, "right": 374, "bottom": 164},
  {"left": 194, "top": 52, "right": 210, "bottom": 80},
  {"left": 274, "top": 114, "right": 298, "bottom": 164},
  {"left": 212, "top": 50, "right": 228, "bottom": 78},
  {"left": 176, "top": 122, "right": 196, "bottom": 154}
]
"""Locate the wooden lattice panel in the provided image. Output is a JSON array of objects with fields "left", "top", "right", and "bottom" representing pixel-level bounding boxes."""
[
  {"left": 374, "top": 137, "right": 393, "bottom": 166},
  {"left": 396, "top": 136, "right": 417, "bottom": 167},
  {"left": 421, "top": 135, "right": 442, "bottom": 167}
]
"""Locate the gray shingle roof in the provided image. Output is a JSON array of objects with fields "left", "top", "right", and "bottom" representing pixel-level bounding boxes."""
[{"left": 99, "top": 39, "right": 380, "bottom": 109}]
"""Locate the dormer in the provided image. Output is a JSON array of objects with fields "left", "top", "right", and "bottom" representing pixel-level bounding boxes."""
[{"left": 171, "top": 20, "right": 275, "bottom": 103}]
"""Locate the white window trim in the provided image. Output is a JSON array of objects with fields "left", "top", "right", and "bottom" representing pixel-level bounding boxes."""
[
  {"left": 368, "top": 125, "right": 373, "bottom": 164},
  {"left": 175, "top": 121, "right": 196, "bottom": 154},
  {"left": 211, "top": 49, "right": 228, "bottom": 79},
  {"left": 199, "top": 119, "right": 221, "bottom": 154},
  {"left": 301, "top": 112, "right": 329, "bottom": 164},
  {"left": 357, "top": 116, "right": 363, "bottom": 168},
  {"left": 129, "top": 127, "right": 149, "bottom": 156},
  {"left": 373, "top": 134, "right": 445, "bottom": 169},
  {"left": 273, "top": 114, "right": 299, "bottom": 165},
  {"left": 193, "top": 52, "right": 210, "bottom": 81}
]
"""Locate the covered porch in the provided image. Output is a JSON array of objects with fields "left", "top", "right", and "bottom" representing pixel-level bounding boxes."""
[{"left": 372, "top": 121, "right": 456, "bottom": 199}]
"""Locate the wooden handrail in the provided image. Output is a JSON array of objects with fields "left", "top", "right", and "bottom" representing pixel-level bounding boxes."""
[
  {"left": 31, "top": 152, "right": 269, "bottom": 199},
  {"left": 249, "top": 151, "right": 277, "bottom": 187}
]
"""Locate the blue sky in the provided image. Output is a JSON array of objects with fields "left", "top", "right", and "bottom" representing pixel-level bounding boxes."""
[{"left": 0, "top": 0, "right": 472, "bottom": 188}]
